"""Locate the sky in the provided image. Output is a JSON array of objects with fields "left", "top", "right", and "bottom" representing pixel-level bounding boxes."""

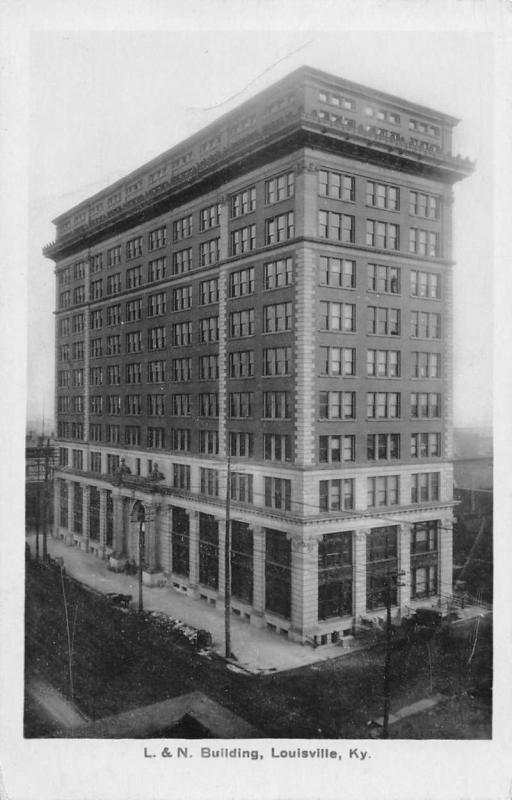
[{"left": 26, "top": 28, "right": 494, "bottom": 429}]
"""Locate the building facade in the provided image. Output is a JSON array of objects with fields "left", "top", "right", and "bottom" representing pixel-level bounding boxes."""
[{"left": 44, "top": 66, "right": 473, "bottom": 644}]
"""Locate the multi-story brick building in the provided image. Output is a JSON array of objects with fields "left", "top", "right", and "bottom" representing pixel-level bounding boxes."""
[{"left": 44, "top": 66, "right": 473, "bottom": 645}]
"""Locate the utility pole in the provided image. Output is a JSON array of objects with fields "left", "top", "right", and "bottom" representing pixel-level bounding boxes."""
[
  {"left": 35, "top": 456, "right": 40, "bottom": 561},
  {"left": 138, "top": 514, "right": 145, "bottom": 612},
  {"left": 224, "top": 452, "right": 232, "bottom": 659},
  {"left": 42, "top": 443, "right": 49, "bottom": 561},
  {"left": 381, "top": 570, "right": 405, "bottom": 739}
]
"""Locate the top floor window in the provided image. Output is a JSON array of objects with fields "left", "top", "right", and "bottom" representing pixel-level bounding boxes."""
[
  {"left": 126, "top": 236, "right": 143, "bottom": 260},
  {"left": 230, "top": 187, "right": 256, "bottom": 218},
  {"left": 148, "top": 226, "right": 167, "bottom": 250},
  {"left": 318, "top": 170, "right": 355, "bottom": 202},
  {"left": 265, "top": 171, "right": 294, "bottom": 204},
  {"left": 200, "top": 203, "right": 221, "bottom": 231},
  {"left": 366, "top": 181, "right": 400, "bottom": 210},
  {"left": 107, "top": 246, "right": 121, "bottom": 267}
]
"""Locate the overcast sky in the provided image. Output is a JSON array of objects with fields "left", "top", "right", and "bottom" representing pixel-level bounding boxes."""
[{"left": 27, "top": 29, "right": 493, "bottom": 428}]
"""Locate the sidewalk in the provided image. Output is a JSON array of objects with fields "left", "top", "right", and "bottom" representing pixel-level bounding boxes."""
[{"left": 26, "top": 534, "right": 336, "bottom": 675}]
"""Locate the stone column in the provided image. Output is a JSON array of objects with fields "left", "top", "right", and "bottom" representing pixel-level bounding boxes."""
[
  {"left": 98, "top": 488, "right": 107, "bottom": 558},
  {"left": 439, "top": 516, "right": 453, "bottom": 611},
  {"left": 187, "top": 510, "right": 199, "bottom": 596},
  {"left": 289, "top": 533, "right": 318, "bottom": 643},
  {"left": 112, "top": 493, "right": 125, "bottom": 555},
  {"left": 353, "top": 530, "right": 368, "bottom": 622},
  {"left": 398, "top": 523, "right": 412, "bottom": 612},
  {"left": 251, "top": 526, "right": 265, "bottom": 626},
  {"left": 145, "top": 504, "right": 160, "bottom": 571},
  {"left": 82, "top": 485, "right": 90, "bottom": 552}
]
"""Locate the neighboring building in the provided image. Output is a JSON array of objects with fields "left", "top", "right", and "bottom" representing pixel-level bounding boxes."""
[
  {"left": 25, "top": 435, "right": 57, "bottom": 530},
  {"left": 43, "top": 66, "right": 473, "bottom": 644}
]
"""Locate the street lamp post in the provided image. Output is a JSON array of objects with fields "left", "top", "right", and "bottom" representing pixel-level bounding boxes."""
[{"left": 138, "top": 509, "right": 145, "bottom": 612}]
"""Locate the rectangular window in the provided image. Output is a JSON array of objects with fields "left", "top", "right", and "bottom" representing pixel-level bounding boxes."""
[
  {"left": 90, "top": 279, "right": 103, "bottom": 300},
  {"left": 148, "top": 292, "right": 167, "bottom": 317},
  {"left": 125, "top": 362, "right": 142, "bottom": 384},
  {"left": 200, "top": 278, "right": 219, "bottom": 305},
  {"left": 200, "top": 468, "right": 219, "bottom": 497},
  {"left": 172, "top": 216, "right": 192, "bottom": 242},
  {"left": 148, "top": 257, "right": 166, "bottom": 282},
  {"left": 148, "top": 326, "right": 166, "bottom": 351},
  {"left": 230, "top": 473, "right": 253, "bottom": 504},
  {"left": 320, "top": 347, "right": 355, "bottom": 377},
  {"left": 172, "top": 394, "right": 191, "bottom": 417},
  {"left": 172, "top": 357, "right": 192, "bottom": 382},
  {"left": 199, "top": 393, "right": 219, "bottom": 417},
  {"left": 124, "top": 426, "right": 141, "bottom": 446},
  {"left": 263, "top": 391, "right": 290, "bottom": 419},
  {"left": 367, "top": 433, "right": 401, "bottom": 460},
  {"left": 320, "top": 301, "right": 355, "bottom": 332},
  {"left": 106, "top": 364, "right": 120, "bottom": 385},
  {"left": 107, "top": 246, "right": 121, "bottom": 267},
  {"left": 319, "top": 170, "right": 355, "bottom": 201},
  {"left": 318, "top": 210, "right": 355, "bottom": 242},
  {"left": 200, "top": 203, "right": 221, "bottom": 231},
  {"left": 229, "top": 266, "right": 254, "bottom": 297},
  {"left": 106, "top": 425, "right": 120, "bottom": 444},
  {"left": 263, "top": 346, "right": 291, "bottom": 376},
  {"left": 367, "top": 476, "right": 399, "bottom": 507},
  {"left": 410, "top": 270, "right": 441, "bottom": 299},
  {"left": 319, "top": 391, "right": 355, "bottom": 420},
  {"left": 89, "top": 395, "right": 103, "bottom": 414},
  {"left": 147, "top": 427, "right": 165, "bottom": 449},
  {"left": 170, "top": 429, "right": 191, "bottom": 452},
  {"left": 264, "top": 477, "right": 291, "bottom": 511},
  {"left": 411, "top": 432, "right": 441, "bottom": 458},
  {"left": 410, "top": 392, "right": 441, "bottom": 418},
  {"left": 229, "top": 350, "right": 254, "bottom": 378},
  {"left": 90, "top": 254, "right": 103, "bottom": 273},
  {"left": 319, "top": 479, "right": 354, "bottom": 512},
  {"left": 230, "top": 224, "right": 256, "bottom": 255},
  {"left": 265, "top": 171, "right": 294, "bottom": 204},
  {"left": 125, "top": 298, "right": 142, "bottom": 322},
  {"left": 126, "top": 265, "right": 143, "bottom": 288},
  {"left": 148, "top": 227, "right": 167, "bottom": 250},
  {"left": 147, "top": 394, "right": 165, "bottom": 416},
  {"left": 412, "top": 352, "right": 441, "bottom": 379},
  {"left": 90, "top": 310, "right": 103, "bottom": 330},
  {"left": 265, "top": 212, "right": 295, "bottom": 244},
  {"left": 366, "top": 181, "right": 400, "bottom": 210},
  {"left": 409, "top": 191, "right": 440, "bottom": 219},
  {"left": 263, "top": 434, "right": 292, "bottom": 462},
  {"left": 126, "top": 331, "right": 142, "bottom": 353},
  {"left": 367, "top": 306, "right": 400, "bottom": 336},
  {"left": 172, "top": 321, "right": 192, "bottom": 346},
  {"left": 172, "top": 248, "right": 193, "bottom": 274},
  {"left": 367, "top": 349, "right": 400, "bottom": 377},
  {"left": 229, "top": 392, "right": 252, "bottom": 418},
  {"left": 320, "top": 256, "right": 355, "bottom": 289},
  {"left": 89, "top": 423, "right": 102, "bottom": 442},
  {"left": 199, "top": 354, "right": 219, "bottom": 380},
  {"left": 199, "top": 430, "right": 219, "bottom": 455},
  {"left": 199, "top": 238, "right": 220, "bottom": 266},
  {"left": 199, "top": 317, "right": 218, "bottom": 343},
  {"left": 147, "top": 360, "right": 166, "bottom": 383},
  {"left": 263, "top": 257, "right": 292, "bottom": 290},
  {"left": 72, "top": 341, "right": 84, "bottom": 360},
  {"left": 105, "top": 335, "right": 120, "bottom": 356},
  {"left": 409, "top": 228, "right": 440, "bottom": 257},
  {"left": 367, "top": 264, "right": 400, "bottom": 294},
  {"left": 125, "top": 394, "right": 141, "bottom": 415},
  {"left": 72, "top": 313, "right": 84, "bottom": 333},
  {"left": 367, "top": 392, "right": 400, "bottom": 419},
  {"left": 263, "top": 302, "right": 292, "bottom": 332},
  {"left": 106, "top": 304, "right": 121, "bottom": 327},
  {"left": 72, "top": 449, "right": 83, "bottom": 470},
  {"left": 126, "top": 236, "right": 143, "bottom": 260},
  {"left": 87, "top": 367, "right": 100, "bottom": 386},
  {"left": 172, "top": 465, "right": 190, "bottom": 490},
  {"left": 410, "top": 311, "right": 441, "bottom": 339},
  {"left": 411, "top": 473, "right": 440, "bottom": 503},
  {"left": 229, "top": 309, "right": 254, "bottom": 338},
  {"left": 229, "top": 432, "right": 254, "bottom": 458},
  {"left": 106, "top": 273, "right": 121, "bottom": 295},
  {"left": 366, "top": 220, "right": 400, "bottom": 250},
  {"left": 319, "top": 435, "right": 355, "bottom": 463},
  {"left": 230, "top": 187, "right": 256, "bottom": 218}
]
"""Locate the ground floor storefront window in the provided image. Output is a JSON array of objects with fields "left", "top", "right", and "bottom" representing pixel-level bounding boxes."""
[{"left": 265, "top": 528, "right": 291, "bottom": 618}]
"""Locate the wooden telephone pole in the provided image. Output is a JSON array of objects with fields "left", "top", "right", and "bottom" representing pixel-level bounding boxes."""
[{"left": 224, "top": 453, "right": 232, "bottom": 659}]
